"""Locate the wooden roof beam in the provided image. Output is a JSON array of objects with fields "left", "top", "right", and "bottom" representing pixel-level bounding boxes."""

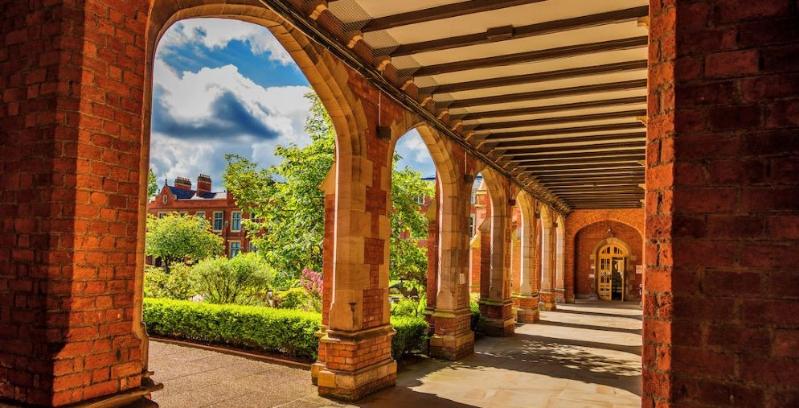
[
  {"left": 445, "top": 79, "right": 647, "bottom": 109},
  {"left": 485, "top": 126, "right": 645, "bottom": 145},
  {"left": 473, "top": 109, "right": 647, "bottom": 131},
  {"left": 412, "top": 36, "right": 648, "bottom": 77},
  {"left": 389, "top": 6, "right": 649, "bottom": 57},
  {"left": 360, "top": 0, "right": 546, "bottom": 33},
  {"left": 453, "top": 96, "right": 647, "bottom": 121}
]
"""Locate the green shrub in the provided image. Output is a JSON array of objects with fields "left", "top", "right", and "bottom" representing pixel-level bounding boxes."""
[
  {"left": 390, "top": 315, "right": 428, "bottom": 358},
  {"left": 469, "top": 294, "right": 481, "bottom": 330},
  {"left": 143, "top": 265, "right": 194, "bottom": 300},
  {"left": 143, "top": 298, "right": 320, "bottom": 359},
  {"left": 143, "top": 298, "right": 429, "bottom": 361},
  {"left": 274, "top": 287, "right": 320, "bottom": 312},
  {"left": 191, "top": 253, "right": 272, "bottom": 305},
  {"left": 390, "top": 297, "right": 421, "bottom": 317}
]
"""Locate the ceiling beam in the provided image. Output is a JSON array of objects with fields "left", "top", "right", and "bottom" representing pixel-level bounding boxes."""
[
  {"left": 389, "top": 6, "right": 649, "bottom": 57},
  {"left": 502, "top": 141, "right": 645, "bottom": 155},
  {"left": 531, "top": 165, "right": 644, "bottom": 174},
  {"left": 519, "top": 160, "right": 645, "bottom": 169},
  {"left": 360, "top": 0, "right": 545, "bottom": 33},
  {"left": 412, "top": 36, "right": 648, "bottom": 76},
  {"left": 537, "top": 172, "right": 645, "bottom": 181},
  {"left": 454, "top": 96, "right": 647, "bottom": 121},
  {"left": 446, "top": 79, "right": 647, "bottom": 109},
  {"left": 508, "top": 149, "right": 645, "bottom": 160},
  {"left": 473, "top": 109, "right": 647, "bottom": 131},
  {"left": 512, "top": 153, "right": 645, "bottom": 165},
  {"left": 492, "top": 134, "right": 645, "bottom": 152},
  {"left": 424, "top": 60, "right": 647, "bottom": 95},
  {"left": 486, "top": 125, "right": 644, "bottom": 144},
  {"left": 543, "top": 179, "right": 643, "bottom": 186}
]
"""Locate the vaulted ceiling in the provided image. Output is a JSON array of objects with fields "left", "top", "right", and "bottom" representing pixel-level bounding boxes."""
[{"left": 272, "top": 0, "right": 649, "bottom": 210}]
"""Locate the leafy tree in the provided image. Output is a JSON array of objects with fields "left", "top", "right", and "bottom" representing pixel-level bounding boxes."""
[
  {"left": 191, "top": 253, "right": 273, "bottom": 304},
  {"left": 148, "top": 168, "right": 159, "bottom": 198},
  {"left": 225, "top": 92, "right": 334, "bottom": 286},
  {"left": 389, "top": 164, "right": 434, "bottom": 289},
  {"left": 145, "top": 213, "right": 223, "bottom": 272},
  {"left": 224, "top": 92, "right": 433, "bottom": 290}
]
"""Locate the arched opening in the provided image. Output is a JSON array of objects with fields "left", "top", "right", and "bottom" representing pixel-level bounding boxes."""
[
  {"left": 574, "top": 221, "right": 642, "bottom": 302},
  {"left": 385, "top": 128, "right": 436, "bottom": 316}
]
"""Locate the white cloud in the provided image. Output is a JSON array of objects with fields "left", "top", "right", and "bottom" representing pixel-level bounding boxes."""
[
  {"left": 150, "top": 59, "right": 311, "bottom": 185},
  {"left": 159, "top": 18, "right": 293, "bottom": 65},
  {"left": 399, "top": 130, "right": 433, "bottom": 163}
]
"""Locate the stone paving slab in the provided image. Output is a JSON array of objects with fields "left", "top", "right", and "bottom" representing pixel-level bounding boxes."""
[{"left": 149, "top": 301, "right": 642, "bottom": 408}]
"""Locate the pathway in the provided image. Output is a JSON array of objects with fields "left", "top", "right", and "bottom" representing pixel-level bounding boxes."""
[{"left": 148, "top": 301, "right": 642, "bottom": 407}]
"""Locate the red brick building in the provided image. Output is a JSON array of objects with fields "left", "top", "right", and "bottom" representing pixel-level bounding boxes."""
[{"left": 148, "top": 174, "right": 249, "bottom": 258}]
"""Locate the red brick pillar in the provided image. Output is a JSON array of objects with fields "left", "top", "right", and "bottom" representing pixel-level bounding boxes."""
[
  {"left": 645, "top": 1, "right": 799, "bottom": 406},
  {"left": 0, "top": 1, "right": 157, "bottom": 406},
  {"left": 477, "top": 175, "right": 515, "bottom": 336},
  {"left": 313, "top": 79, "right": 398, "bottom": 401},
  {"left": 514, "top": 194, "right": 539, "bottom": 323},
  {"left": 428, "top": 169, "right": 475, "bottom": 360},
  {"left": 539, "top": 208, "right": 557, "bottom": 311},
  {"left": 425, "top": 180, "right": 440, "bottom": 318}
]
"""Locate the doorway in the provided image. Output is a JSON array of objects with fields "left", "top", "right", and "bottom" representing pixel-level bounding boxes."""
[{"left": 596, "top": 244, "right": 627, "bottom": 301}]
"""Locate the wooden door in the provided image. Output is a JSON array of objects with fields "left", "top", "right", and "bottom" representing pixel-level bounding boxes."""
[
  {"left": 597, "top": 244, "right": 626, "bottom": 301},
  {"left": 597, "top": 246, "right": 613, "bottom": 300}
]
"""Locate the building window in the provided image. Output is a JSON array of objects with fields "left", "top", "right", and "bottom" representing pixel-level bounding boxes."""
[
  {"left": 415, "top": 195, "right": 425, "bottom": 205},
  {"left": 213, "top": 211, "right": 224, "bottom": 231},
  {"left": 162, "top": 195, "right": 168, "bottom": 204},
  {"left": 231, "top": 211, "right": 242, "bottom": 232},
  {"left": 249, "top": 242, "right": 257, "bottom": 252},
  {"left": 469, "top": 215, "right": 475, "bottom": 236},
  {"left": 195, "top": 211, "right": 205, "bottom": 219},
  {"left": 158, "top": 211, "right": 167, "bottom": 219},
  {"left": 229, "top": 241, "right": 241, "bottom": 258}
]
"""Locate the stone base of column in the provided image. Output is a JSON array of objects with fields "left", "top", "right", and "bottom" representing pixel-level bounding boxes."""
[
  {"left": 314, "top": 325, "right": 397, "bottom": 401},
  {"left": 429, "top": 309, "right": 474, "bottom": 360},
  {"left": 478, "top": 299, "right": 515, "bottom": 336},
  {"left": 513, "top": 294, "right": 540, "bottom": 323},
  {"left": 539, "top": 291, "right": 557, "bottom": 311},
  {"left": 55, "top": 376, "right": 163, "bottom": 408},
  {"left": 554, "top": 288, "right": 566, "bottom": 303}
]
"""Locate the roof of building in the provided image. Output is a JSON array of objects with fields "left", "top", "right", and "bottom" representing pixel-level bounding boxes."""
[{"left": 167, "top": 186, "right": 227, "bottom": 200}]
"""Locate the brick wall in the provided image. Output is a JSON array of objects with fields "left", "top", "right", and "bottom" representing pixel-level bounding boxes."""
[
  {"left": 0, "top": 1, "right": 148, "bottom": 405},
  {"left": 646, "top": 1, "right": 799, "bottom": 406},
  {"left": 565, "top": 209, "right": 644, "bottom": 303},
  {"left": 573, "top": 221, "right": 643, "bottom": 301}
]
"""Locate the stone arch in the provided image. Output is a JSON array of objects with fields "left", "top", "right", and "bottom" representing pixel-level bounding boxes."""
[
  {"left": 140, "top": 1, "right": 377, "bottom": 376},
  {"left": 386, "top": 124, "right": 466, "bottom": 310}
]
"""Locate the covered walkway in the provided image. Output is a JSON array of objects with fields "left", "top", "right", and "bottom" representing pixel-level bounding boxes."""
[{"left": 149, "top": 302, "right": 640, "bottom": 408}]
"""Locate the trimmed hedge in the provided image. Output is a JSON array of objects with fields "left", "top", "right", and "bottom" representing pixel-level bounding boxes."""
[
  {"left": 389, "top": 315, "right": 429, "bottom": 357},
  {"left": 143, "top": 298, "right": 428, "bottom": 360},
  {"left": 143, "top": 298, "right": 320, "bottom": 359}
]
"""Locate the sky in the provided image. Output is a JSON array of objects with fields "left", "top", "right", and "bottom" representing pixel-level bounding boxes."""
[{"left": 150, "top": 18, "right": 435, "bottom": 191}]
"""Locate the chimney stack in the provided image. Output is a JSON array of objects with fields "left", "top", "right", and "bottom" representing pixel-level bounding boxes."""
[
  {"left": 174, "top": 177, "right": 192, "bottom": 191},
  {"left": 197, "top": 174, "right": 212, "bottom": 194}
]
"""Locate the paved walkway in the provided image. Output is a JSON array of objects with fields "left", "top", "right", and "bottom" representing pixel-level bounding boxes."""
[{"left": 149, "top": 301, "right": 641, "bottom": 408}]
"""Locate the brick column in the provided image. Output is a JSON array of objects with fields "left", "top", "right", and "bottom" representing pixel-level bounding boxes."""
[
  {"left": 0, "top": 2, "right": 160, "bottom": 406},
  {"left": 514, "top": 194, "right": 539, "bottom": 323},
  {"left": 429, "top": 170, "right": 475, "bottom": 360},
  {"left": 313, "top": 79, "right": 398, "bottom": 401},
  {"left": 553, "top": 217, "right": 566, "bottom": 303},
  {"left": 645, "top": 1, "right": 799, "bottom": 406},
  {"left": 478, "top": 175, "right": 515, "bottom": 336},
  {"left": 539, "top": 209, "right": 557, "bottom": 311}
]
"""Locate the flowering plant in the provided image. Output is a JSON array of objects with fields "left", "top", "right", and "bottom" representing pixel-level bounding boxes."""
[{"left": 301, "top": 268, "right": 323, "bottom": 298}]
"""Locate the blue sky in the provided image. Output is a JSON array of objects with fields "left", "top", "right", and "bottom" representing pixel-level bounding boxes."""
[{"left": 150, "top": 18, "right": 435, "bottom": 191}]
